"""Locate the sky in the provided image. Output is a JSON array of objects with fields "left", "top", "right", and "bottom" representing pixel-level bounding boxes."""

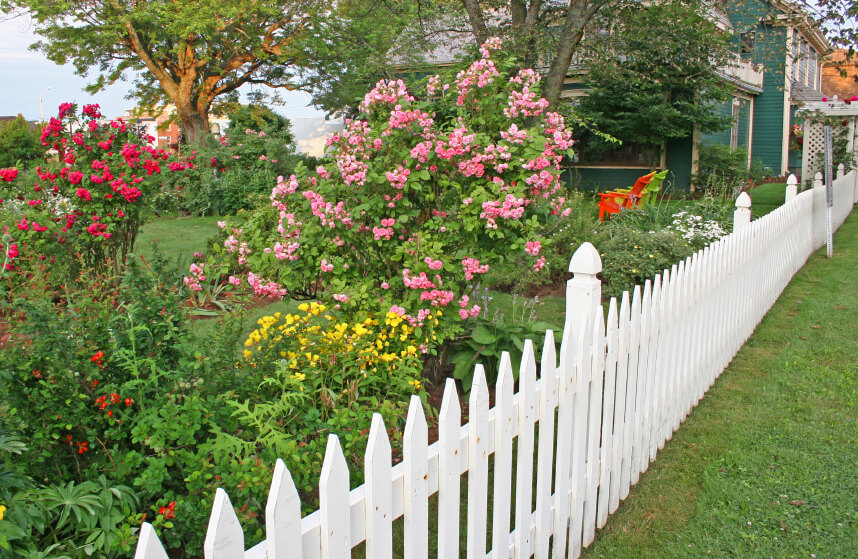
[{"left": 0, "top": 15, "right": 327, "bottom": 122}]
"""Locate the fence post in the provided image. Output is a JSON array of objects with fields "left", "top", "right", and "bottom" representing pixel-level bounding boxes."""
[
  {"left": 837, "top": 163, "right": 845, "bottom": 180},
  {"left": 565, "top": 242, "right": 603, "bottom": 346},
  {"left": 814, "top": 172, "right": 823, "bottom": 190},
  {"left": 785, "top": 174, "right": 798, "bottom": 202},
  {"left": 733, "top": 192, "right": 752, "bottom": 232}
]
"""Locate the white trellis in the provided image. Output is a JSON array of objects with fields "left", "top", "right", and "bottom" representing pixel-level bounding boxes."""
[
  {"left": 798, "top": 100, "right": 858, "bottom": 186},
  {"left": 134, "top": 169, "right": 857, "bottom": 559}
]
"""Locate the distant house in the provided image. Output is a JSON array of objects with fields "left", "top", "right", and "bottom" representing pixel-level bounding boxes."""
[
  {"left": 122, "top": 105, "right": 230, "bottom": 150},
  {"left": 822, "top": 49, "right": 858, "bottom": 100}
]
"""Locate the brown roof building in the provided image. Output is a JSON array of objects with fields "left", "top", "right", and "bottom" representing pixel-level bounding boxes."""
[{"left": 822, "top": 49, "right": 858, "bottom": 100}]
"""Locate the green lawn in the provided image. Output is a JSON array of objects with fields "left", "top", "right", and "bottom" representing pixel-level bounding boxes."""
[
  {"left": 749, "top": 182, "right": 787, "bottom": 219},
  {"left": 133, "top": 214, "right": 222, "bottom": 264},
  {"left": 581, "top": 212, "right": 858, "bottom": 558}
]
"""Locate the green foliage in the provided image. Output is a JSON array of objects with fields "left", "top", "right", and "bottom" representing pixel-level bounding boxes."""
[
  {"left": 176, "top": 105, "right": 307, "bottom": 215},
  {"left": 595, "top": 226, "right": 695, "bottom": 300},
  {"left": 449, "top": 291, "right": 560, "bottom": 391},
  {"left": 0, "top": 116, "right": 42, "bottom": 169},
  {"left": 575, "top": 0, "right": 734, "bottom": 163},
  {"left": 694, "top": 143, "right": 772, "bottom": 196},
  {"left": 485, "top": 191, "right": 598, "bottom": 294}
]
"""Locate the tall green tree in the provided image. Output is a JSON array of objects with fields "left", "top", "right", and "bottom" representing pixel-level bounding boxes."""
[
  {"left": 574, "top": 0, "right": 735, "bottom": 165},
  {"left": 0, "top": 0, "right": 323, "bottom": 144}
]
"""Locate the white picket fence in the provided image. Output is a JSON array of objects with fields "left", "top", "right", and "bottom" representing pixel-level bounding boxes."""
[{"left": 135, "top": 168, "right": 858, "bottom": 559}]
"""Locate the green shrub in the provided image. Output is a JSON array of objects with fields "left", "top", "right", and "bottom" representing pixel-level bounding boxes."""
[
  {"left": 694, "top": 143, "right": 771, "bottom": 196},
  {"left": 595, "top": 226, "right": 695, "bottom": 300}
]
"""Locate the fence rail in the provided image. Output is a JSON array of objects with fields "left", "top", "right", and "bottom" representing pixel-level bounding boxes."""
[{"left": 135, "top": 167, "right": 858, "bottom": 559}]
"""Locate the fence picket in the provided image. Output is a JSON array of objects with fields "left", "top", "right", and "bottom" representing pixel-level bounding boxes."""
[
  {"left": 404, "top": 396, "right": 429, "bottom": 559},
  {"left": 492, "top": 353, "right": 516, "bottom": 559},
  {"left": 204, "top": 488, "right": 244, "bottom": 559},
  {"left": 609, "top": 292, "right": 630, "bottom": 514},
  {"left": 266, "top": 459, "right": 303, "bottom": 559},
  {"left": 467, "top": 365, "right": 490, "bottom": 559},
  {"left": 583, "top": 312, "right": 606, "bottom": 547},
  {"left": 365, "top": 414, "right": 393, "bottom": 559},
  {"left": 135, "top": 523, "right": 169, "bottom": 559},
  {"left": 320, "top": 435, "right": 350, "bottom": 559},
  {"left": 569, "top": 316, "right": 593, "bottom": 559},
  {"left": 534, "top": 332, "right": 558, "bottom": 559},
  {"left": 514, "top": 341, "right": 538, "bottom": 559},
  {"left": 438, "top": 379, "right": 461, "bottom": 559},
  {"left": 596, "top": 299, "right": 619, "bottom": 529}
]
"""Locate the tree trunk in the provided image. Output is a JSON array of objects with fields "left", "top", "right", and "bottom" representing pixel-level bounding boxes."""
[
  {"left": 422, "top": 341, "right": 453, "bottom": 386},
  {"left": 175, "top": 105, "right": 211, "bottom": 146}
]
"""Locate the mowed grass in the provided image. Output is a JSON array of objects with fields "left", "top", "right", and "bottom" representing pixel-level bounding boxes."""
[
  {"left": 749, "top": 182, "right": 787, "bottom": 218},
  {"left": 581, "top": 213, "right": 858, "bottom": 558},
  {"left": 133, "top": 214, "right": 222, "bottom": 263}
]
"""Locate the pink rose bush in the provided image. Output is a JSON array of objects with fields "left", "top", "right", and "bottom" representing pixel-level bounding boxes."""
[
  {"left": 0, "top": 103, "right": 193, "bottom": 281},
  {"left": 201, "top": 38, "right": 575, "bottom": 358}
]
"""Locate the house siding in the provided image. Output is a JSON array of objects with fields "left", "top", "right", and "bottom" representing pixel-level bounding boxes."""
[{"left": 728, "top": 0, "right": 788, "bottom": 173}]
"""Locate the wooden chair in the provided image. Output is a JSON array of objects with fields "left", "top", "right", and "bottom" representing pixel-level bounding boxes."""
[
  {"left": 612, "top": 169, "right": 668, "bottom": 206},
  {"left": 597, "top": 171, "right": 656, "bottom": 221}
]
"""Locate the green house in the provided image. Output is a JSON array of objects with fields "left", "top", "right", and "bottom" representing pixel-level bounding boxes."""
[{"left": 571, "top": 0, "right": 830, "bottom": 192}]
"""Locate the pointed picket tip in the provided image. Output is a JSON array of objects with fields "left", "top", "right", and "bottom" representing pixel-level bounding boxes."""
[
  {"left": 440, "top": 378, "right": 461, "bottom": 421},
  {"left": 404, "top": 394, "right": 428, "bottom": 439},
  {"left": 204, "top": 488, "right": 244, "bottom": 559},
  {"left": 735, "top": 191, "right": 751, "bottom": 209},
  {"left": 568, "top": 241, "right": 603, "bottom": 274},
  {"left": 470, "top": 364, "right": 489, "bottom": 409},
  {"left": 607, "top": 298, "right": 619, "bottom": 333},
  {"left": 619, "top": 290, "right": 631, "bottom": 319},
  {"left": 266, "top": 459, "right": 302, "bottom": 559},
  {"left": 367, "top": 413, "right": 392, "bottom": 464},
  {"left": 497, "top": 351, "right": 515, "bottom": 393},
  {"left": 135, "top": 522, "right": 169, "bottom": 559},
  {"left": 321, "top": 434, "right": 347, "bottom": 485},
  {"left": 787, "top": 173, "right": 797, "bottom": 186},
  {"left": 541, "top": 330, "right": 557, "bottom": 373},
  {"left": 520, "top": 339, "right": 537, "bottom": 382}
]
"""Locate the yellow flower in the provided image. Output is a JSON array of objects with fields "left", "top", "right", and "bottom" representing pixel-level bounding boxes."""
[
  {"left": 298, "top": 303, "right": 309, "bottom": 312},
  {"left": 0, "top": 504, "right": 5, "bottom": 521},
  {"left": 290, "top": 372, "right": 306, "bottom": 382},
  {"left": 408, "top": 379, "right": 421, "bottom": 390},
  {"left": 242, "top": 349, "right": 252, "bottom": 359}
]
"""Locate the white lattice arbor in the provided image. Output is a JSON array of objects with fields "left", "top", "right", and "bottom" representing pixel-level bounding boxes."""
[{"left": 798, "top": 100, "right": 858, "bottom": 186}]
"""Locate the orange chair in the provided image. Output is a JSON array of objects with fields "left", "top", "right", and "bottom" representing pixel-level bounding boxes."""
[{"left": 597, "top": 171, "right": 656, "bottom": 222}]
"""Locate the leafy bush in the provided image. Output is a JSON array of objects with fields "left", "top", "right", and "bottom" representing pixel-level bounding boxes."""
[
  {"left": 176, "top": 105, "right": 309, "bottom": 216},
  {"left": 198, "top": 38, "right": 576, "bottom": 387},
  {"left": 595, "top": 226, "right": 695, "bottom": 300},
  {"left": 0, "top": 116, "right": 43, "bottom": 169},
  {"left": 0, "top": 103, "right": 193, "bottom": 285},
  {"left": 694, "top": 143, "right": 771, "bottom": 196}
]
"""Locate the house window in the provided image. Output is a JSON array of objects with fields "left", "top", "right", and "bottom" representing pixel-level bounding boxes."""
[
  {"left": 808, "top": 49, "right": 817, "bottom": 89},
  {"left": 740, "top": 31, "right": 755, "bottom": 56},
  {"left": 582, "top": 143, "right": 659, "bottom": 167},
  {"left": 731, "top": 100, "right": 741, "bottom": 149},
  {"left": 798, "top": 41, "right": 808, "bottom": 84}
]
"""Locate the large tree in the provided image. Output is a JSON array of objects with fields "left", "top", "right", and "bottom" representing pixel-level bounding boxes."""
[
  {"left": 573, "top": 0, "right": 735, "bottom": 165},
  {"left": 454, "top": 0, "right": 624, "bottom": 106},
  {"left": 1, "top": 0, "right": 322, "bottom": 144}
]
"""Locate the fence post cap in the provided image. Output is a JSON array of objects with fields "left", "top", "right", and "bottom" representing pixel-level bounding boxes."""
[
  {"left": 787, "top": 174, "right": 797, "bottom": 185},
  {"left": 735, "top": 192, "right": 751, "bottom": 209},
  {"left": 568, "top": 241, "right": 602, "bottom": 274}
]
